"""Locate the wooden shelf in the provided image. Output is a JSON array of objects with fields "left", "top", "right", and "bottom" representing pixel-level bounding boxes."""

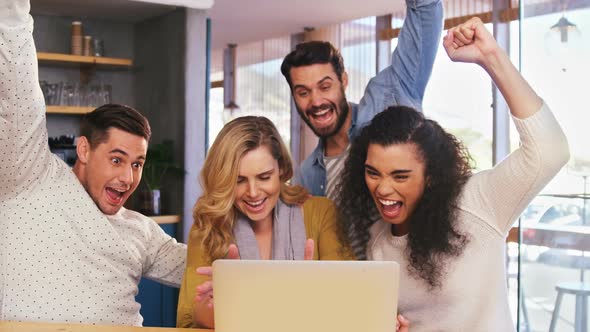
[
  {"left": 37, "top": 52, "right": 133, "bottom": 68},
  {"left": 150, "top": 215, "right": 181, "bottom": 225},
  {"left": 46, "top": 106, "right": 94, "bottom": 114}
]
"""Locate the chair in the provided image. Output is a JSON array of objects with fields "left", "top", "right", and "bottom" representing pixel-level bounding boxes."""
[
  {"left": 507, "top": 226, "right": 531, "bottom": 332},
  {"left": 548, "top": 172, "right": 590, "bottom": 332},
  {"left": 548, "top": 282, "right": 590, "bottom": 332}
]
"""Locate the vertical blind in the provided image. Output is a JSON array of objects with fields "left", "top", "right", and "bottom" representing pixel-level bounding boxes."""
[
  {"left": 235, "top": 37, "right": 292, "bottom": 147},
  {"left": 340, "top": 16, "right": 377, "bottom": 103}
]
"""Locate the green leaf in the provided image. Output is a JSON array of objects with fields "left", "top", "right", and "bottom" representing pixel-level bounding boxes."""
[{"left": 141, "top": 140, "right": 184, "bottom": 190}]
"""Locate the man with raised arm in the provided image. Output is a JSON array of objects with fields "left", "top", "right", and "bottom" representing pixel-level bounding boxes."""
[
  {"left": 0, "top": 0, "right": 186, "bottom": 326},
  {"left": 280, "top": 0, "right": 442, "bottom": 258},
  {"left": 281, "top": 0, "right": 443, "bottom": 201}
]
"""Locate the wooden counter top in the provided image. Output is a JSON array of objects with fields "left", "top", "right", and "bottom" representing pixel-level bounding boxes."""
[{"left": 0, "top": 321, "right": 211, "bottom": 332}]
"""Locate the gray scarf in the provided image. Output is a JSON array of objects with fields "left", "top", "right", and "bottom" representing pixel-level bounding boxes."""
[{"left": 233, "top": 199, "right": 306, "bottom": 260}]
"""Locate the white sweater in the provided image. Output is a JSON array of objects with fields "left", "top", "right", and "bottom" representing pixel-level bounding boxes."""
[
  {"left": 0, "top": 0, "right": 186, "bottom": 326},
  {"left": 368, "top": 103, "right": 569, "bottom": 331}
]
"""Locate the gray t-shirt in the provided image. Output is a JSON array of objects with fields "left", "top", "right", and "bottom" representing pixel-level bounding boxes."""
[{"left": 324, "top": 145, "right": 351, "bottom": 201}]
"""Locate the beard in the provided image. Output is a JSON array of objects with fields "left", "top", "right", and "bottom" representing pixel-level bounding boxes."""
[{"left": 297, "top": 88, "right": 350, "bottom": 139}]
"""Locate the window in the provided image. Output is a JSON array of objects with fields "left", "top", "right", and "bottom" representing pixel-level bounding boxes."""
[
  {"left": 340, "top": 16, "right": 377, "bottom": 103},
  {"left": 207, "top": 38, "right": 292, "bottom": 149},
  {"left": 392, "top": 25, "right": 494, "bottom": 171},
  {"left": 236, "top": 37, "right": 292, "bottom": 147},
  {"left": 515, "top": 6, "right": 590, "bottom": 331},
  {"left": 208, "top": 49, "right": 224, "bottom": 151}
]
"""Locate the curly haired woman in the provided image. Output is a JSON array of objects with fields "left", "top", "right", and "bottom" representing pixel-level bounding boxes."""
[{"left": 336, "top": 18, "right": 570, "bottom": 331}]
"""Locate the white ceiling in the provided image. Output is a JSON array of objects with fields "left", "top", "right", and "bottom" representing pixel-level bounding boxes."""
[
  {"left": 30, "top": 0, "right": 405, "bottom": 50},
  {"left": 208, "top": 0, "right": 406, "bottom": 50}
]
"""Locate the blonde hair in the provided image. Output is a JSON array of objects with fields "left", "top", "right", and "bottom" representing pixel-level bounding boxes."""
[{"left": 193, "top": 116, "right": 308, "bottom": 263}]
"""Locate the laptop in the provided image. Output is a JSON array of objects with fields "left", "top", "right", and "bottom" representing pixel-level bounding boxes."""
[{"left": 213, "top": 260, "right": 399, "bottom": 332}]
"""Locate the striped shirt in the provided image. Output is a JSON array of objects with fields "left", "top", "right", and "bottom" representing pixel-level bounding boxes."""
[{"left": 324, "top": 145, "right": 351, "bottom": 201}]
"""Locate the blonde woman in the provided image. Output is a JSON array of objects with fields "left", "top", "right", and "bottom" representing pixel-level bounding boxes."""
[{"left": 176, "top": 116, "right": 354, "bottom": 328}]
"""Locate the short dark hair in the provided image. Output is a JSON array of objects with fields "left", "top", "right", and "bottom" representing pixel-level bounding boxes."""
[
  {"left": 80, "top": 104, "right": 151, "bottom": 148},
  {"left": 280, "top": 41, "right": 345, "bottom": 89}
]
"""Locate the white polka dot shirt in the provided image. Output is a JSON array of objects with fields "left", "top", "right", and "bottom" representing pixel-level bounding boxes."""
[{"left": 0, "top": 1, "right": 187, "bottom": 326}]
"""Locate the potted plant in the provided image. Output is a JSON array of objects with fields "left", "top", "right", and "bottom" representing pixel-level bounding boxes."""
[{"left": 139, "top": 140, "right": 184, "bottom": 215}]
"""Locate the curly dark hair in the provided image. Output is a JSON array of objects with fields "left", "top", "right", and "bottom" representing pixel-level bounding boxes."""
[{"left": 335, "top": 105, "right": 472, "bottom": 289}]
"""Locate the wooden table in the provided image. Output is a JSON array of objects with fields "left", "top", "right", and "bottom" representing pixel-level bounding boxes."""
[
  {"left": 507, "top": 192, "right": 590, "bottom": 243},
  {"left": 507, "top": 223, "right": 590, "bottom": 251},
  {"left": 0, "top": 321, "right": 212, "bottom": 332},
  {"left": 522, "top": 223, "right": 590, "bottom": 251}
]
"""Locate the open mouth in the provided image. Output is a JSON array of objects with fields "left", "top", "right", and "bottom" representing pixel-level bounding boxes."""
[
  {"left": 307, "top": 106, "right": 334, "bottom": 126},
  {"left": 105, "top": 187, "right": 127, "bottom": 205},
  {"left": 243, "top": 198, "right": 267, "bottom": 213},
  {"left": 378, "top": 198, "right": 403, "bottom": 219}
]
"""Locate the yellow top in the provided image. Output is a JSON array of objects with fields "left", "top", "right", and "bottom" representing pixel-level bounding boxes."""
[{"left": 176, "top": 196, "right": 354, "bottom": 328}]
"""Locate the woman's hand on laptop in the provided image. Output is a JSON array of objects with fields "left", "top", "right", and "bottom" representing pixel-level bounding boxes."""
[
  {"left": 194, "top": 276, "right": 214, "bottom": 308},
  {"left": 304, "top": 238, "right": 314, "bottom": 260},
  {"left": 194, "top": 240, "right": 312, "bottom": 308},
  {"left": 396, "top": 314, "right": 409, "bottom": 332},
  {"left": 226, "top": 243, "right": 241, "bottom": 260},
  {"left": 194, "top": 244, "right": 241, "bottom": 308}
]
